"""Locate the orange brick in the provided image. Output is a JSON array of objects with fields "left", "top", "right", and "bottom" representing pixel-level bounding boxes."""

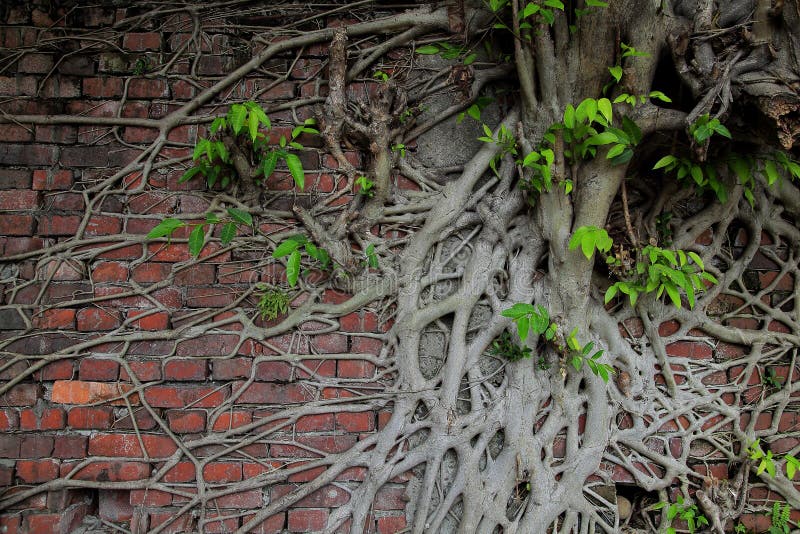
[{"left": 50, "top": 380, "right": 139, "bottom": 406}]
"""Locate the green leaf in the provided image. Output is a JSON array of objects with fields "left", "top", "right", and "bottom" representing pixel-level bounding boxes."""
[
  {"left": 502, "top": 303, "right": 535, "bottom": 319},
  {"left": 366, "top": 243, "right": 379, "bottom": 268},
  {"left": 147, "top": 218, "right": 185, "bottom": 239},
  {"left": 262, "top": 151, "right": 278, "bottom": 179},
  {"left": 563, "top": 105, "right": 575, "bottom": 129},
  {"left": 193, "top": 138, "right": 210, "bottom": 161},
  {"left": 598, "top": 98, "right": 612, "bottom": 123},
  {"left": 521, "top": 2, "right": 540, "bottom": 17},
  {"left": 690, "top": 165, "right": 704, "bottom": 185},
  {"left": 188, "top": 224, "right": 205, "bottom": 257},
  {"left": 228, "top": 104, "right": 247, "bottom": 135},
  {"left": 516, "top": 316, "right": 530, "bottom": 342},
  {"left": 764, "top": 160, "right": 779, "bottom": 185},
  {"left": 286, "top": 249, "right": 301, "bottom": 287},
  {"left": 608, "top": 66, "right": 623, "bottom": 83},
  {"left": 220, "top": 222, "right": 236, "bottom": 245},
  {"left": 416, "top": 44, "right": 440, "bottom": 54},
  {"left": 179, "top": 166, "right": 204, "bottom": 184},
  {"left": 664, "top": 282, "right": 681, "bottom": 308},
  {"left": 713, "top": 123, "right": 732, "bottom": 139},
  {"left": 604, "top": 284, "right": 619, "bottom": 304},
  {"left": 284, "top": 153, "right": 305, "bottom": 190},
  {"left": 571, "top": 355, "right": 583, "bottom": 371},
  {"left": 606, "top": 144, "right": 626, "bottom": 159},
  {"left": 687, "top": 251, "right": 704, "bottom": 271},
  {"left": 653, "top": 155, "right": 676, "bottom": 170},
  {"left": 227, "top": 207, "right": 253, "bottom": 226},
  {"left": 586, "top": 132, "right": 618, "bottom": 145},
  {"left": 543, "top": 0, "right": 564, "bottom": 9},
  {"left": 210, "top": 117, "right": 227, "bottom": 135},
  {"left": 272, "top": 235, "right": 306, "bottom": 258},
  {"left": 248, "top": 111, "right": 260, "bottom": 142}
]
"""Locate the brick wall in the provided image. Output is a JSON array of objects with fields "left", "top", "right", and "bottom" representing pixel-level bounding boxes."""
[{"left": 0, "top": 2, "right": 798, "bottom": 533}]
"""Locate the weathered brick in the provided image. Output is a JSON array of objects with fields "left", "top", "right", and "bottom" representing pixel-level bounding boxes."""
[
  {"left": 129, "top": 78, "right": 168, "bottom": 98},
  {"left": 212, "top": 411, "right": 252, "bottom": 431},
  {"left": 19, "top": 408, "right": 65, "bottom": 430},
  {"left": 144, "top": 385, "right": 226, "bottom": 408},
  {"left": 82, "top": 77, "right": 123, "bottom": 97},
  {"left": 127, "top": 309, "right": 170, "bottom": 331},
  {"left": 63, "top": 461, "right": 150, "bottom": 481},
  {"left": 0, "top": 169, "right": 31, "bottom": 189},
  {"left": 0, "top": 409, "right": 19, "bottom": 431},
  {"left": 123, "top": 32, "right": 161, "bottom": 51},
  {"left": 0, "top": 125, "right": 33, "bottom": 142},
  {"left": 0, "top": 384, "right": 41, "bottom": 406},
  {"left": 76, "top": 308, "right": 121, "bottom": 331},
  {"left": 32, "top": 309, "right": 76, "bottom": 329},
  {"left": 202, "top": 461, "right": 242, "bottom": 482},
  {"left": 130, "top": 489, "right": 172, "bottom": 506},
  {"left": 51, "top": 380, "right": 137, "bottom": 405},
  {"left": 287, "top": 509, "right": 327, "bottom": 532},
  {"left": 164, "top": 359, "right": 206, "bottom": 381},
  {"left": 212, "top": 489, "right": 262, "bottom": 509},
  {"left": 167, "top": 410, "right": 206, "bottom": 433},
  {"left": 68, "top": 407, "right": 113, "bottom": 429},
  {"left": 335, "top": 412, "right": 374, "bottom": 432},
  {"left": 234, "top": 382, "right": 313, "bottom": 404},
  {"left": 0, "top": 215, "right": 35, "bottom": 236},
  {"left": 88, "top": 433, "right": 178, "bottom": 458},
  {"left": 98, "top": 490, "right": 133, "bottom": 522},
  {"left": 37, "top": 215, "right": 80, "bottom": 236},
  {"left": 78, "top": 357, "right": 119, "bottom": 381},
  {"left": 16, "top": 459, "right": 59, "bottom": 483}
]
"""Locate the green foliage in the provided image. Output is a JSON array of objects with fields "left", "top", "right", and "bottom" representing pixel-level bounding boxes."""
[
  {"left": 181, "top": 102, "right": 314, "bottom": 191},
  {"left": 364, "top": 243, "right": 379, "bottom": 269},
  {"left": 763, "top": 367, "right": 785, "bottom": 389},
  {"left": 489, "top": 330, "right": 533, "bottom": 362},
  {"left": 613, "top": 90, "right": 672, "bottom": 107},
  {"left": 768, "top": 502, "right": 792, "bottom": 534},
  {"left": 654, "top": 495, "right": 709, "bottom": 534},
  {"left": 689, "top": 114, "right": 731, "bottom": 143},
  {"left": 500, "top": 304, "right": 612, "bottom": 382},
  {"left": 133, "top": 56, "right": 151, "bottom": 76},
  {"left": 256, "top": 285, "right": 290, "bottom": 321},
  {"left": 569, "top": 225, "right": 613, "bottom": 260},
  {"left": 372, "top": 70, "right": 389, "bottom": 82},
  {"left": 146, "top": 207, "right": 253, "bottom": 258},
  {"left": 501, "top": 303, "right": 556, "bottom": 343},
  {"left": 653, "top": 154, "right": 729, "bottom": 204},
  {"left": 415, "top": 41, "right": 476, "bottom": 65},
  {"left": 565, "top": 328, "right": 614, "bottom": 382},
  {"left": 734, "top": 523, "right": 748, "bottom": 534},
  {"left": 392, "top": 143, "right": 407, "bottom": 158},
  {"left": 748, "top": 440, "right": 800, "bottom": 481},
  {"left": 355, "top": 175, "right": 375, "bottom": 197},
  {"left": 457, "top": 96, "right": 494, "bottom": 124},
  {"left": 272, "top": 235, "right": 330, "bottom": 288},
  {"left": 605, "top": 245, "right": 717, "bottom": 309},
  {"left": 478, "top": 123, "right": 517, "bottom": 176}
]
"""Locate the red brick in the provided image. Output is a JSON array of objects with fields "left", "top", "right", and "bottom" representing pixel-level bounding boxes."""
[
  {"left": 144, "top": 385, "right": 226, "bottom": 408},
  {"left": 123, "top": 32, "right": 161, "bottom": 51},
  {"left": 336, "top": 412, "right": 374, "bottom": 432},
  {"left": 96, "top": 243, "right": 143, "bottom": 259},
  {"left": 123, "top": 126, "right": 158, "bottom": 143},
  {"left": 61, "top": 461, "right": 150, "bottom": 482},
  {"left": 243, "top": 513, "right": 285, "bottom": 534},
  {"left": 132, "top": 262, "right": 172, "bottom": 283},
  {"left": 88, "top": 433, "right": 178, "bottom": 458},
  {"left": 52, "top": 436, "right": 87, "bottom": 458},
  {"left": 164, "top": 461, "right": 195, "bottom": 482},
  {"left": 254, "top": 361, "right": 292, "bottom": 381},
  {"left": 129, "top": 78, "right": 168, "bottom": 98},
  {"left": 0, "top": 409, "right": 18, "bottom": 431},
  {"left": 82, "top": 77, "right": 123, "bottom": 97},
  {"left": 287, "top": 509, "right": 327, "bottom": 532},
  {"left": 148, "top": 512, "right": 192, "bottom": 534},
  {"left": 338, "top": 360, "right": 375, "bottom": 378},
  {"left": 76, "top": 308, "right": 121, "bottom": 331},
  {"left": 91, "top": 261, "right": 128, "bottom": 282},
  {"left": 37, "top": 215, "right": 80, "bottom": 236},
  {"left": 0, "top": 124, "right": 33, "bottom": 142},
  {"left": 211, "top": 411, "right": 252, "bottom": 431},
  {"left": 78, "top": 357, "right": 119, "bottom": 381},
  {"left": 127, "top": 309, "right": 170, "bottom": 330},
  {"left": 234, "top": 382, "right": 312, "bottom": 404},
  {"left": 0, "top": 190, "right": 39, "bottom": 210},
  {"left": 204, "top": 513, "right": 240, "bottom": 533},
  {"left": 0, "top": 215, "right": 35, "bottom": 236},
  {"left": 203, "top": 461, "right": 242, "bottom": 482},
  {"left": 212, "top": 358, "right": 252, "bottom": 380},
  {"left": 51, "top": 380, "right": 137, "bottom": 405},
  {"left": 32, "top": 309, "right": 76, "bottom": 329},
  {"left": 374, "top": 487, "right": 408, "bottom": 510},
  {"left": 212, "top": 489, "right": 262, "bottom": 508},
  {"left": 86, "top": 215, "right": 122, "bottom": 236},
  {"left": 186, "top": 287, "right": 238, "bottom": 307},
  {"left": 20, "top": 434, "right": 53, "bottom": 457},
  {"left": 164, "top": 359, "right": 206, "bottom": 380},
  {"left": 167, "top": 410, "right": 206, "bottom": 433},
  {"left": 666, "top": 341, "right": 712, "bottom": 359},
  {"left": 67, "top": 407, "right": 113, "bottom": 429},
  {"left": 0, "top": 384, "right": 41, "bottom": 406},
  {"left": 377, "top": 515, "right": 406, "bottom": 533},
  {"left": 0, "top": 514, "right": 21, "bottom": 534},
  {"left": 130, "top": 489, "right": 172, "bottom": 506},
  {"left": 19, "top": 408, "right": 65, "bottom": 430},
  {"left": 16, "top": 459, "right": 59, "bottom": 483},
  {"left": 296, "top": 414, "right": 334, "bottom": 432},
  {"left": 120, "top": 360, "right": 162, "bottom": 381}
]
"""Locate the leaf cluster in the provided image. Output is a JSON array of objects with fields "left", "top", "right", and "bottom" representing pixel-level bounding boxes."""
[
  {"left": 748, "top": 440, "right": 800, "bottom": 481},
  {"left": 146, "top": 207, "right": 253, "bottom": 257},
  {"left": 605, "top": 245, "right": 717, "bottom": 309},
  {"left": 272, "top": 235, "right": 331, "bottom": 287},
  {"left": 255, "top": 285, "right": 290, "bottom": 321},
  {"left": 415, "top": 41, "right": 476, "bottom": 65},
  {"left": 653, "top": 495, "right": 709, "bottom": 534},
  {"left": 769, "top": 502, "right": 792, "bottom": 534},
  {"left": 565, "top": 328, "right": 614, "bottom": 382}
]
